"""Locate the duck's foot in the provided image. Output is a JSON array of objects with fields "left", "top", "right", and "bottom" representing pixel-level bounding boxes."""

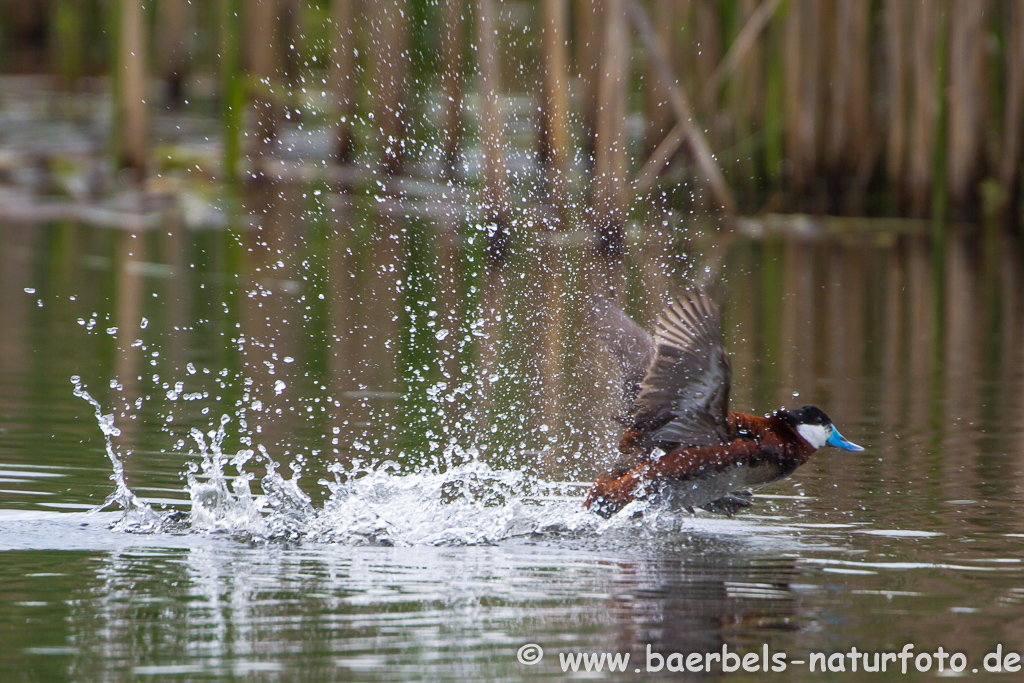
[
  {"left": 585, "top": 495, "right": 622, "bottom": 518},
  {"left": 700, "top": 490, "right": 754, "bottom": 517}
]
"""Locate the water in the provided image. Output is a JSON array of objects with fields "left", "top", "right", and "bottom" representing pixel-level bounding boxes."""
[{"left": 2, "top": 198, "right": 1024, "bottom": 680}]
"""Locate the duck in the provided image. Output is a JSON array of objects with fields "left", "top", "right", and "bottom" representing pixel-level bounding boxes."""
[{"left": 584, "top": 291, "right": 863, "bottom": 518}]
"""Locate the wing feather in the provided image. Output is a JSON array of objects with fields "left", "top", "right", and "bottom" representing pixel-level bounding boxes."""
[
  {"left": 632, "top": 292, "right": 732, "bottom": 447},
  {"left": 589, "top": 297, "right": 655, "bottom": 409}
]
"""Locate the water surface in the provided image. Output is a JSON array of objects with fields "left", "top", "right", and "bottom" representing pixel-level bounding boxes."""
[{"left": 2, "top": 199, "right": 1024, "bottom": 680}]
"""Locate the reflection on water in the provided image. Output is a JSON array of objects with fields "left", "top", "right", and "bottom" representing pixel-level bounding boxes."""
[
  {"left": 3, "top": 510, "right": 1024, "bottom": 680},
  {"left": 0, "top": 517, "right": 809, "bottom": 680},
  {"left": 2, "top": 188, "right": 1024, "bottom": 678}
]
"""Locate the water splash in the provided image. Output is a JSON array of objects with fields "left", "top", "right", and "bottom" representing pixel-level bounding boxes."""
[
  {"left": 183, "top": 416, "right": 267, "bottom": 536},
  {"left": 73, "top": 382, "right": 776, "bottom": 546},
  {"left": 71, "top": 376, "right": 162, "bottom": 532},
  {"left": 70, "top": 382, "right": 627, "bottom": 545},
  {"left": 308, "top": 455, "right": 597, "bottom": 546}
]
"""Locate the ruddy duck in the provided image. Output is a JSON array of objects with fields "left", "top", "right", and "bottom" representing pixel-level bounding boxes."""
[{"left": 585, "top": 291, "right": 863, "bottom": 517}]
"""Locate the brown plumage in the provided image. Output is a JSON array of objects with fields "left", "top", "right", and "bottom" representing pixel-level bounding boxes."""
[
  {"left": 585, "top": 292, "right": 860, "bottom": 517},
  {"left": 585, "top": 411, "right": 816, "bottom": 516}
]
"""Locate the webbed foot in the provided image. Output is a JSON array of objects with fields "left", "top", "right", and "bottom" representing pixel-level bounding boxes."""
[
  {"left": 586, "top": 495, "right": 622, "bottom": 519},
  {"left": 700, "top": 489, "right": 754, "bottom": 517},
  {"left": 585, "top": 469, "right": 637, "bottom": 518}
]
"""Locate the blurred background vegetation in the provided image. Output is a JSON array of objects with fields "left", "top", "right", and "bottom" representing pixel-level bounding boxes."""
[{"left": 1, "top": 0, "right": 1022, "bottom": 247}]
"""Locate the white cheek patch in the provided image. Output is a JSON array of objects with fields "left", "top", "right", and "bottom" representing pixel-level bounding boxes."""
[{"left": 796, "top": 424, "right": 832, "bottom": 450}]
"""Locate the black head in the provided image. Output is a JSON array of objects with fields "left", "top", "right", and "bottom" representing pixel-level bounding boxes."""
[
  {"left": 777, "top": 405, "right": 864, "bottom": 451},
  {"left": 778, "top": 405, "right": 832, "bottom": 428}
]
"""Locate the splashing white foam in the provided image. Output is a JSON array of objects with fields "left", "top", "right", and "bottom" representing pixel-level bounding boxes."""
[
  {"left": 74, "top": 385, "right": 780, "bottom": 546},
  {"left": 307, "top": 457, "right": 599, "bottom": 546},
  {"left": 72, "top": 377, "right": 163, "bottom": 533},
  {"left": 72, "top": 380, "right": 608, "bottom": 544},
  {"left": 178, "top": 441, "right": 609, "bottom": 546}
]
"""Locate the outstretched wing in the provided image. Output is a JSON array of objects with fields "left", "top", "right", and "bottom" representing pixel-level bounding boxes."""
[
  {"left": 589, "top": 297, "right": 656, "bottom": 410},
  {"left": 632, "top": 293, "right": 732, "bottom": 447}
]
